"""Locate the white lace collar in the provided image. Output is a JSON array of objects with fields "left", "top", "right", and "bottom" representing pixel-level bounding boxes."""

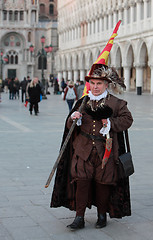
[{"left": 88, "top": 90, "right": 108, "bottom": 101}]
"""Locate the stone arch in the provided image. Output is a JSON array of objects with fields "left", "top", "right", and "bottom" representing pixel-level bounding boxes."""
[
  {"left": 139, "top": 42, "right": 149, "bottom": 91},
  {"left": 125, "top": 43, "right": 134, "bottom": 67},
  {"left": 136, "top": 40, "right": 150, "bottom": 92},
  {"left": 62, "top": 54, "right": 67, "bottom": 71},
  {"left": 126, "top": 44, "right": 135, "bottom": 90},
  {"left": 72, "top": 53, "right": 79, "bottom": 70},
  {"left": 85, "top": 50, "right": 93, "bottom": 70},
  {"left": 93, "top": 47, "right": 101, "bottom": 62},
  {"left": 79, "top": 51, "right": 85, "bottom": 69},
  {"left": 113, "top": 45, "right": 123, "bottom": 77},
  {"left": 67, "top": 54, "right": 72, "bottom": 70},
  {"left": 136, "top": 40, "right": 148, "bottom": 66},
  {"left": 1, "top": 32, "right": 26, "bottom": 49}
]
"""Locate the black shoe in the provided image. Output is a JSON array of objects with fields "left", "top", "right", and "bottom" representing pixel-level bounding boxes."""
[
  {"left": 30, "top": 111, "right": 32, "bottom": 115},
  {"left": 95, "top": 213, "right": 107, "bottom": 228},
  {"left": 67, "top": 216, "right": 85, "bottom": 230},
  {"left": 35, "top": 112, "right": 37, "bottom": 115}
]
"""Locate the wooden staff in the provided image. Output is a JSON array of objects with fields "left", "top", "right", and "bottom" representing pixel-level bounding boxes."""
[{"left": 45, "top": 95, "right": 88, "bottom": 188}]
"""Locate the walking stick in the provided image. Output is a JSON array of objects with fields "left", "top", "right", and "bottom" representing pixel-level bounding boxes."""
[{"left": 45, "top": 95, "right": 88, "bottom": 188}]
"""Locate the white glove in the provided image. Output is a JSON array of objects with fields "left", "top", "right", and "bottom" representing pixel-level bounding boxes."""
[{"left": 99, "top": 118, "right": 111, "bottom": 136}]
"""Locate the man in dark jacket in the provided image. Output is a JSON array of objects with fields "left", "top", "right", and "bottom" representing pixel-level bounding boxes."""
[{"left": 20, "top": 77, "right": 27, "bottom": 102}]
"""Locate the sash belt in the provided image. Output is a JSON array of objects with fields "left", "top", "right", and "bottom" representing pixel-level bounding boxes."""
[{"left": 80, "top": 131, "right": 105, "bottom": 142}]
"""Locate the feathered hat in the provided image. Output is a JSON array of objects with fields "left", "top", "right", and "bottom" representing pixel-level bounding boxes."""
[{"left": 85, "top": 20, "right": 125, "bottom": 89}]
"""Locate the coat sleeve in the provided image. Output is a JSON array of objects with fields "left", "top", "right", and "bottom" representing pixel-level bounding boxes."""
[{"left": 110, "top": 99, "right": 133, "bottom": 133}]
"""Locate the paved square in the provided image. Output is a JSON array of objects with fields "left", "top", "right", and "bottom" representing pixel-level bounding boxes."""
[{"left": 0, "top": 89, "right": 153, "bottom": 240}]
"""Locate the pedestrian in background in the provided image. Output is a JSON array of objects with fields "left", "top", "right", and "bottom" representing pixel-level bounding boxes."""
[
  {"left": 63, "top": 80, "right": 78, "bottom": 112},
  {"left": 61, "top": 78, "right": 67, "bottom": 92},
  {"left": 77, "top": 80, "right": 85, "bottom": 99},
  {"left": 8, "top": 78, "right": 15, "bottom": 100},
  {"left": 20, "top": 77, "right": 28, "bottom": 103},
  {"left": 53, "top": 78, "right": 59, "bottom": 94},
  {"left": 28, "top": 77, "right": 42, "bottom": 115},
  {"left": 14, "top": 77, "right": 20, "bottom": 99},
  {"left": 4, "top": 78, "right": 9, "bottom": 93}
]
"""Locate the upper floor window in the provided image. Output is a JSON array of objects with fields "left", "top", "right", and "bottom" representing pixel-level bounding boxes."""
[
  {"left": 140, "top": 1, "right": 144, "bottom": 20},
  {"left": 147, "top": 1, "right": 151, "bottom": 18},
  {"left": 14, "top": 11, "right": 18, "bottom": 21},
  {"left": 28, "top": 32, "right": 31, "bottom": 42},
  {"left": 20, "top": 11, "right": 24, "bottom": 20},
  {"left": 133, "top": 4, "right": 137, "bottom": 22},
  {"left": 49, "top": 4, "right": 54, "bottom": 15},
  {"left": 7, "top": 51, "right": 18, "bottom": 65},
  {"left": 40, "top": 4, "right": 45, "bottom": 14},
  {"left": 9, "top": 11, "right": 13, "bottom": 21},
  {"left": 49, "top": 0, "right": 54, "bottom": 1},
  {"left": 3, "top": 10, "right": 7, "bottom": 20}
]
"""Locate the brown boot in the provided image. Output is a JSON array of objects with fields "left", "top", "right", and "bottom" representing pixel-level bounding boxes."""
[
  {"left": 67, "top": 216, "right": 85, "bottom": 230},
  {"left": 95, "top": 213, "right": 107, "bottom": 228}
]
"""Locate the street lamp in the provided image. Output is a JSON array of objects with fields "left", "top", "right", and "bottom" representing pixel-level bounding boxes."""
[
  {"left": 0, "top": 51, "right": 8, "bottom": 101},
  {"left": 29, "top": 36, "right": 53, "bottom": 99}
]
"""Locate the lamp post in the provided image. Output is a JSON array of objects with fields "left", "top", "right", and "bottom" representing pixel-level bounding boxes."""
[
  {"left": 0, "top": 51, "right": 8, "bottom": 101},
  {"left": 29, "top": 36, "right": 53, "bottom": 99}
]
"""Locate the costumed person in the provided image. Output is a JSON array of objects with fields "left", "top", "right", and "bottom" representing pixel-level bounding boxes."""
[
  {"left": 50, "top": 20, "right": 133, "bottom": 230},
  {"left": 28, "top": 77, "right": 42, "bottom": 115}
]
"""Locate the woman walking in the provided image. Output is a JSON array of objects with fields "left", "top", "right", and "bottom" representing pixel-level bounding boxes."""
[{"left": 28, "top": 77, "right": 42, "bottom": 115}]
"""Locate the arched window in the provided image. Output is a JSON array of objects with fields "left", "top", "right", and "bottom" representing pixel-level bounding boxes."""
[
  {"left": 40, "top": 4, "right": 45, "bottom": 14},
  {"left": 38, "top": 56, "right": 47, "bottom": 70},
  {"left": 11, "top": 55, "right": 14, "bottom": 64},
  {"left": 3, "top": 10, "right": 7, "bottom": 20},
  {"left": 20, "top": 11, "right": 24, "bottom": 20},
  {"left": 28, "top": 32, "right": 31, "bottom": 42},
  {"left": 7, "top": 51, "right": 18, "bottom": 65},
  {"left": 49, "top": 4, "right": 54, "bottom": 15},
  {"left": 14, "top": 11, "right": 18, "bottom": 21},
  {"left": 15, "top": 55, "right": 18, "bottom": 64},
  {"left": 9, "top": 11, "right": 13, "bottom": 21}
]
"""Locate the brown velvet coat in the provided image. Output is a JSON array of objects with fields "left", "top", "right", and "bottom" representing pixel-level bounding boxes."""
[{"left": 50, "top": 94, "right": 133, "bottom": 218}]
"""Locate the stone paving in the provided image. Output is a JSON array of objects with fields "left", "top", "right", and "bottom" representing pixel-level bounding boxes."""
[{"left": 0, "top": 88, "right": 153, "bottom": 240}]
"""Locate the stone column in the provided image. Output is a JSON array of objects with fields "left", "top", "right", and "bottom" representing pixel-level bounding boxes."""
[
  {"left": 57, "top": 72, "right": 62, "bottom": 82},
  {"left": 68, "top": 71, "right": 72, "bottom": 80},
  {"left": 104, "top": 14, "right": 107, "bottom": 32},
  {"left": 74, "top": 70, "right": 79, "bottom": 83},
  {"left": 109, "top": 12, "right": 112, "bottom": 30},
  {"left": 137, "top": 1, "right": 141, "bottom": 21},
  {"left": 136, "top": 65, "right": 143, "bottom": 95},
  {"left": 113, "top": 11, "right": 117, "bottom": 26},
  {"left": 131, "top": 4, "right": 134, "bottom": 24},
  {"left": 63, "top": 71, "right": 67, "bottom": 81},
  {"left": 99, "top": 17, "right": 103, "bottom": 32},
  {"left": 150, "top": 66, "right": 153, "bottom": 94},
  {"left": 124, "top": 6, "right": 128, "bottom": 25},
  {"left": 124, "top": 66, "right": 131, "bottom": 91},
  {"left": 144, "top": 0, "right": 147, "bottom": 20},
  {"left": 80, "top": 69, "right": 85, "bottom": 81}
]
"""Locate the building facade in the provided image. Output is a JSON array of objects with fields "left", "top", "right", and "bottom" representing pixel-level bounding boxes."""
[
  {"left": 56, "top": 0, "right": 153, "bottom": 94},
  {"left": 0, "top": 0, "right": 58, "bottom": 82}
]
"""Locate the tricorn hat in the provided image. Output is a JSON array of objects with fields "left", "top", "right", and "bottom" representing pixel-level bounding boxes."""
[{"left": 85, "top": 20, "right": 125, "bottom": 89}]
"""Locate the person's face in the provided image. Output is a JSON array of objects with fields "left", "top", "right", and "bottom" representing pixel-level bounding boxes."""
[
  {"left": 89, "top": 79, "right": 108, "bottom": 96},
  {"left": 33, "top": 78, "right": 38, "bottom": 84}
]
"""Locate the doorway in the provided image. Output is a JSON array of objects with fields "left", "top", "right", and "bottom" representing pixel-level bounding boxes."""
[{"left": 8, "top": 69, "right": 16, "bottom": 79}]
